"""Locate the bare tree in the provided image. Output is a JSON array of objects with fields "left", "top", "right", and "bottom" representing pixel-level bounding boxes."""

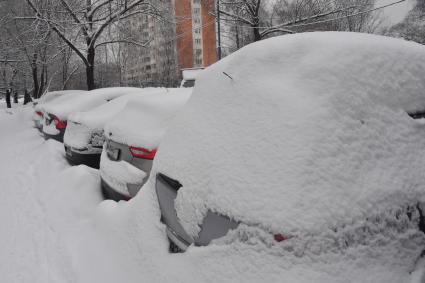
[
  {"left": 0, "top": 0, "right": 61, "bottom": 98},
  {"left": 219, "top": 0, "right": 396, "bottom": 49},
  {"left": 24, "top": 0, "right": 161, "bottom": 90},
  {"left": 387, "top": 0, "right": 425, "bottom": 45}
]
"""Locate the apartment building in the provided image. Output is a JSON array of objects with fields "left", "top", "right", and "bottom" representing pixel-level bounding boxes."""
[
  {"left": 174, "top": 0, "right": 217, "bottom": 70},
  {"left": 123, "top": 0, "right": 218, "bottom": 87}
]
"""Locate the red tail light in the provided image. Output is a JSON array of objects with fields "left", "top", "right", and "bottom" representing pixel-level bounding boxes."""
[
  {"left": 129, "top": 146, "right": 157, "bottom": 160},
  {"left": 52, "top": 115, "right": 67, "bottom": 129},
  {"left": 36, "top": 111, "right": 44, "bottom": 118},
  {"left": 274, "top": 234, "right": 290, "bottom": 242}
]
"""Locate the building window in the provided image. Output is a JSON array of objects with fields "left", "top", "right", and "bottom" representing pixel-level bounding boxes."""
[{"left": 191, "top": 0, "right": 204, "bottom": 67}]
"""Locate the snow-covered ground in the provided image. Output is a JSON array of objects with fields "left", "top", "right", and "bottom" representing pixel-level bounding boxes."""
[
  {"left": 0, "top": 102, "right": 423, "bottom": 283},
  {"left": 0, "top": 103, "right": 102, "bottom": 282}
]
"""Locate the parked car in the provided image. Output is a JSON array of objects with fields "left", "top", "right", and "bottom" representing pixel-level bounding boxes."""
[
  {"left": 40, "top": 87, "right": 143, "bottom": 142},
  {"left": 63, "top": 88, "right": 169, "bottom": 168},
  {"left": 180, "top": 68, "right": 203, "bottom": 88},
  {"left": 33, "top": 90, "right": 86, "bottom": 131},
  {"left": 152, "top": 29, "right": 425, "bottom": 270},
  {"left": 100, "top": 88, "right": 192, "bottom": 201}
]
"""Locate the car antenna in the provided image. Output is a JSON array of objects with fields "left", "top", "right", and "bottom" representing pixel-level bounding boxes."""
[{"left": 223, "top": 72, "right": 233, "bottom": 81}]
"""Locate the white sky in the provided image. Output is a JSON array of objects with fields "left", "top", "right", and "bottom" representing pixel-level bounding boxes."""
[{"left": 376, "top": 0, "right": 415, "bottom": 24}]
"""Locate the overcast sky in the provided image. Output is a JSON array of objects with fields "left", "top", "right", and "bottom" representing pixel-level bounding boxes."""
[{"left": 377, "top": 0, "right": 415, "bottom": 24}]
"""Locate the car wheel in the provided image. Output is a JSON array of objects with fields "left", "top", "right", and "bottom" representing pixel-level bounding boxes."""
[{"left": 169, "top": 239, "right": 182, "bottom": 253}]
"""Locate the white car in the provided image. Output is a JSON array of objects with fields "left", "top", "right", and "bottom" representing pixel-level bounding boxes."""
[
  {"left": 100, "top": 88, "right": 192, "bottom": 201},
  {"left": 63, "top": 88, "right": 169, "bottom": 168},
  {"left": 40, "top": 87, "right": 143, "bottom": 142},
  {"left": 151, "top": 31, "right": 425, "bottom": 282},
  {"left": 180, "top": 68, "right": 203, "bottom": 88},
  {"left": 33, "top": 90, "right": 86, "bottom": 131}
]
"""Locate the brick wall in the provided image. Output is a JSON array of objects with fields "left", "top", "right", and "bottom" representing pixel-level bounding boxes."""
[
  {"left": 201, "top": 0, "right": 217, "bottom": 67},
  {"left": 175, "top": 0, "right": 194, "bottom": 70},
  {"left": 175, "top": 0, "right": 217, "bottom": 70}
]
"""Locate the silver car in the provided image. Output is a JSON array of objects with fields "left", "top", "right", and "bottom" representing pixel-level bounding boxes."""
[{"left": 100, "top": 89, "right": 192, "bottom": 201}]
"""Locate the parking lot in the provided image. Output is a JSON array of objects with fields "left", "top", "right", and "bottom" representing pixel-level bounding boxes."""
[{"left": 3, "top": 29, "right": 425, "bottom": 283}]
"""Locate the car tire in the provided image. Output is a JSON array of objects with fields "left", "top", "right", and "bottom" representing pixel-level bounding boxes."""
[{"left": 169, "top": 240, "right": 182, "bottom": 253}]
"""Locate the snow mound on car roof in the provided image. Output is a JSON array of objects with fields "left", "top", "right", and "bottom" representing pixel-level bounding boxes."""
[
  {"left": 104, "top": 88, "right": 192, "bottom": 149},
  {"left": 35, "top": 90, "right": 86, "bottom": 112},
  {"left": 39, "top": 90, "right": 86, "bottom": 104},
  {"left": 41, "top": 87, "right": 143, "bottom": 120},
  {"left": 154, "top": 32, "right": 425, "bottom": 237},
  {"left": 68, "top": 88, "right": 168, "bottom": 129}
]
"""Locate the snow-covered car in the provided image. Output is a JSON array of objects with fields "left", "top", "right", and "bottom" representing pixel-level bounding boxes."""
[
  {"left": 100, "top": 88, "right": 192, "bottom": 201},
  {"left": 63, "top": 88, "right": 169, "bottom": 168},
  {"left": 153, "top": 29, "right": 425, "bottom": 267},
  {"left": 180, "top": 68, "right": 203, "bottom": 88},
  {"left": 33, "top": 90, "right": 85, "bottom": 131},
  {"left": 40, "top": 87, "right": 143, "bottom": 142}
]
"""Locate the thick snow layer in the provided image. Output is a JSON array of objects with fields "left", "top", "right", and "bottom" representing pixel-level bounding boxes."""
[
  {"left": 39, "top": 90, "right": 85, "bottom": 104},
  {"left": 104, "top": 88, "right": 192, "bottom": 149},
  {"left": 1, "top": 82, "right": 425, "bottom": 283},
  {"left": 70, "top": 180, "right": 425, "bottom": 283},
  {"left": 153, "top": 32, "right": 425, "bottom": 239},
  {"left": 34, "top": 90, "right": 81, "bottom": 123},
  {"left": 63, "top": 121, "right": 93, "bottom": 149},
  {"left": 182, "top": 68, "right": 203, "bottom": 80},
  {"left": 34, "top": 90, "right": 86, "bottom": 115},
  {"left": 64, "top": 89, "right": 168, "bottom": 149},
  {"left": 42, "top": 121, "right": 60, "bottom": 135},
  {"left": 99, "top": 150, "right": 147, "bottom": 196},
  {"left": 41, "top": 87, "right": 144, "bottom": 120}
]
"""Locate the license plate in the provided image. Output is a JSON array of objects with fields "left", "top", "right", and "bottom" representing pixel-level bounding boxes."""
[
  {"left": 106, "top": 143, "right": 120, "bottom": 161},
  {"left": 65, "top": 146, "right": 72, "bottom": 157}
]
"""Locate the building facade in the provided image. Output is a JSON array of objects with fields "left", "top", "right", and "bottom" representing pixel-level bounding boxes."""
[
  {"left": 175, "top": 0, "right": 217, "bottom": 70},
  {"left": 123, "top": 0, "right": 217, "bottom": 87}
]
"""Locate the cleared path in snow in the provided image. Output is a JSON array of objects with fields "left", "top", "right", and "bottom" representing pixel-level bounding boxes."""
[{"left": 0, "top": 104, "right": 102, "bottom": 283}]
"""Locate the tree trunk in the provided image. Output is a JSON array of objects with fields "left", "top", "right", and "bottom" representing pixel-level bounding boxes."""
[
  {"left": 31, "top": 54, "right": 40, "bottom": 99},
  {"left": 253, "top": 25, "right": 262, "bottom": 42},
  {"left": 38, "top": 65, "right": 45, "bottom": 98},
  {"left": 86, "top": 47, "right": 95, "bottom": 90},
  {"left": 23, "top": 89, "right": 32, "bottom": 105},
  {"left": 13, "top": 91, "right": 18, "bottom": 103},
  {"left": 5, "top": 89, "right": 11, "bottom": 108}
]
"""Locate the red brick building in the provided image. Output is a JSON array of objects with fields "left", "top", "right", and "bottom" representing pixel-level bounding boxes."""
[{"left": 174, "top": 0, "right": 218, "bottom": 70}]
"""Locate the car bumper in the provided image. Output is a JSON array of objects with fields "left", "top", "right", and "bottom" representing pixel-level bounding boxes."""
[
  {"left": 43, "top": 128, "right": 65, "bottom": 142},
  {"left": 64, "top": 145, "right": 101, "bottom": 169},
  {"left": 100, "top": 178, "right": 131, "bottom": 201}
]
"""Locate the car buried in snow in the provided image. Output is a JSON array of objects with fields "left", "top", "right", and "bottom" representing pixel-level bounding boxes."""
[
  {"left": 40, "top": 87, "right": 144, "bottom": 142},
  {"left": 33, "top": 90, "right": 86, "bottom": 131},
  {"left": 99, "top": 88, "right": 192, "bottom": 201},
  {"left": 180, "top": 68, "right": 203, "bottom": 88},
  {"left": 151, "top": 30, "right": 425, "bottom": 279},
  {"left": 63, "top": 88, "right": 169, "bottom": 168}
]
